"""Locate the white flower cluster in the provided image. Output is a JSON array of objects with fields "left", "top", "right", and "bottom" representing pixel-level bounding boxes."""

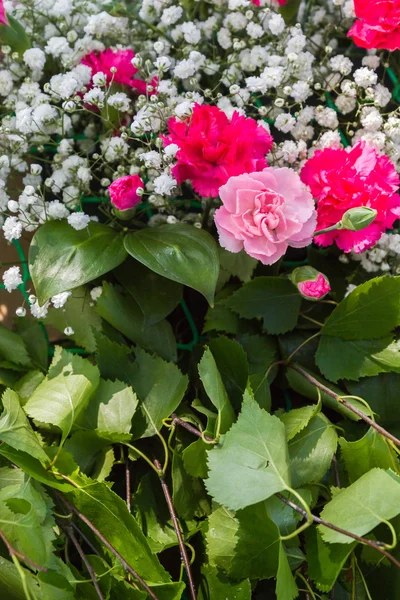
[{"left": 342, "top": 233, "right": 400, "bottom": 275}]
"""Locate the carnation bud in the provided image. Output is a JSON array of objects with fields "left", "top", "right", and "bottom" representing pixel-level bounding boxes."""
[
  {"left": 340, "top": 207, "right": 378, "bottom": 231},
  {"left": 290, "top": 266, "right": 331, "bottom": 301}
]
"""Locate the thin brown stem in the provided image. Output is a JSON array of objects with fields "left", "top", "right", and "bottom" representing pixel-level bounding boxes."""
[
  {"left": 289, "top": 364, "right": 400, "bottom": 447},
  {"left": 63, "top": 526, "right": 104, "bottom": 600},
  {"left": 125, "top": 447, "right": 131, "bottom": 513},
  {"left": 170, "top": 414, "right": 214, "bottom": 442},
  {"left": 0, "top": 530, "right": 48, "bottom": 572},
  {"left": 70, "top": 522, "right": 102, "bottom": 558},
  {"left": 276, "top": 494, "right": 400, "bottom": 569},
  {"left": 154, "top": 459, "right": 197, "bottom": 600},
  {"left": 56, "top": 493, "right": 160, "bottom": 600}
]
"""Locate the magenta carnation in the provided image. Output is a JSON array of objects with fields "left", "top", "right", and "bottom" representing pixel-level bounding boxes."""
[
  {"left": 301, "top": 142, "right": 400, "bottom": 253},
  {"left": 298, "top": 274, "right": 331, "bottom": 300},
  {"left": 214, "top": 168, "right": 317, "bottom": 266},
  {"left": 82, "top": 49, "right": 148, "bottom": 94},
  {"left": 109, "top": 175, "right": 144, "bottom": 211},
  {"left": 348, "top": 0, "right": 400, "bottom": 50},
  {"left": 0, "top": 1, "right": 8, "bottom": 26},
  {"left": 163, "top": 104, "right": 273, "bottom": 198}
]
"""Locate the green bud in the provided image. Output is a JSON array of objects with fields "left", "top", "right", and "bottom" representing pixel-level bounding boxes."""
[
  {"left": 340, "top": 207, "right": 377, "bottom": 232},
  {"left": 112, "top": 207, "right": 136, "bottom": 221}
]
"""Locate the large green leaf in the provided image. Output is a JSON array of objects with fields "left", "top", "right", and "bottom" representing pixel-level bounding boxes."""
[
  {"left": 319, "top": 468, "right": 400, "bottom": 544},
  {"left": 198, "top": 565, "right": 251, "bottom": 600},
  {"left": 208, "top": 336, "right": 248, "bottom": 409},
  {"left": 95, "top": 282, "right": 177, "bottom": 362},
  {"left": 0, "top": 325, "right": 31, "bottom": 367},
  {"left": 198, "top": 347, "right": 235, "bottom": 434},
  {"left": 316, "top": 336, "right": 400, "bottom": 383},
  {"left": 321, "top": 277, "right": 400, "bottom": 340},
  {"left": 124, "top": 223, "right": 219, "bottom": 305},
  {"left": 0, "top": 389, "right": 49, "bottom": 465},
  {"left": 206, "top": 397, "right": 290, "bottom": 510},
  {"left": 29, "top": 221, "right": 127, "bottom": 304},
  {"left": 130, "top": 349, "right": 188, "bottom": 439},
  {"left": 115, "top": 259, "right": 182, "bottom": 327},
  {"left": 0, "top": 556, "right": 40, "bottom": 599},
  {"left": 225, "top": 277, "right": 301, "bottom": 334},
  {"left": 305, "top": 528, "right": 354, "bottom": 592},
  {"left": 206, "top": 502, "right": 280, "bottom": 580},
  {"left": 275, "top": 542, "right": 298, "bottom": 600},
  {"left": 339, "top": 428, "right": 397, "bottom": 483},
  {"left": 172, "top": 448, "right": 210, "bottom": 521}
]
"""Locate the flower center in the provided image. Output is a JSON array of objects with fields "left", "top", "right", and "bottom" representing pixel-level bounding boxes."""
[{"left": 256, "top": 190, "right": 285, "bottom": 230}]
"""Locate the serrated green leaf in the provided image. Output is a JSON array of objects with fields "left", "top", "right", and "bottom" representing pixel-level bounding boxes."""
[
  {"left": 14, "top": 370, "right": 45, "bottom": 403},
  {"left": 0, "top": 389, "right": 49, "bottom": 465},
  {"left": 63, "top": 431, "right": 110, "bottom": 474},
  {"left": 115, "top": 258, "right": 182, "bottom": 327},
  {"left": 29, "top": 221, "right": 127, "bottom": 304},
  {"left": 94, "top": 332, "right": 134, "bottom": 383},
  {"left": 316, "top": 336, "right": 400, "bottom": 383},
  {"left": 305, "top": 528, "right": 354, "bottom": 592},
  {"left": 198, "top": 565, "right": 251, "bottom": 600},
  {"left": 276, "top": 542, "right": 298, "bottom": 600},
  {"left": 124, "top": 223, "right": 219, "bottom": 305},
  {"left": 322, "top": 277, "right": 400, "bottom": 340},
  {"left": 84, "top": 379, "right": 138, "bottom": 441},
  {"left": 203, "top": 303, "right": 240, "bottom": 335},
  {"left": 95, "top": 282, "right": 177, "bottom": 362},
  {"left": 225, "top": 277, "right": 301, "bottom": 334},
  {"left": 206, "top": 397, "right": 290, "bottom": 510},
  {"left": 24, "top": 372, "right": 94, "bottom": 443},
  {"left": 0, "top": 325, "right": 31, "bottom": 367},
  {"left": 207, "top": 502, "right": 280, "bottom": 580},
  {"left": 15, "top": 319, "right": 48, "bottom": 372},
  {"left": 218, "top": 247, "right": 257, "bottom": 282},
  {"left": 130, "top": 349, "right": 188, "bottom": 439},
  {"left": 319, "top": 468, "right": 400, "bottom": 544},
  {"left": 182, "top": 438, "right": 208, "bottom": 479},
  {"left": 280, "top": 405, "right": 319, "bottom": 441},
  {"left": 208, "top": 336, "right": 248, "bottom": 409},
  {"left": 198, "top": 347, "right": 235, "bottom": 435},
  {"left": 48, "top": 346, "right": 100, "bottom": 389},
  {"left": 339, "top": 428, "right": 397, "bottom": 483}
]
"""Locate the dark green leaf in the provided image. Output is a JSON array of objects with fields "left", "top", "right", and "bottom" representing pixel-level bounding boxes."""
[
  {"left": 305, "top": 528, "right": 355, "bottom": 592},
  {"left": 182, "top": 438, "right": 209, "bottom": 479},
  {"left": 321, "top": 276, "right": 400, "bottom": 340},
  {"left": 63, "top": 431, "right": 110, "bottom": 474},
  {"left": 218, "top": 248, "right": 257, "bottom": 282},
  {"left": 339, "top": 428, "right": 397, "bottom": 483},
  {"left": 15, "top": 319, "right": 48, "bottom": 372},
  {"left": 346, "top": 374, "right": 400, "bottom": 429},
  {"left": 198, "top": 565, "right": 251, "bottom": 600},
  {"left": 206, "top": 397, "right": 290, "bottom": 510},
  {"left": 266, "top": 489, "right": 311, "bottom": 537},
  {"left": 116, "top": 258, "right": 182, "bottom": 327},
  {"left": 209, "top": 336, "right": 248, "bottom": 409},
  {"left": 276, "top": 542, "right": 298, "bottom": 600},
  {"left": 0, "top": 325, "right": 31, "bottom": 367},
  {"left": 198, "top": 347, "right": 235, "bottom": 434},
  {"left": 203, "top": 303, "right": 240, "bottom": 335},
  {"left": 225, "top": 277, "right": 301, "bottom": 334},
  {"left": 124, "top": 223, "right": 219, "bottom": 305},
  {"left": 172, "top": 448, "right": 210, "bottom": 520},
  {"left": 0, "top": 556, "right": 40, "bottom": 599},
  {"left": 94, "top": 333, "right": 135, "bottom": 383},
  {"left": 29, "top": 221, "right": 127, "bottom": 304},
  {"left": 14, "top": 370, "right": 45, "bottom": 403}
]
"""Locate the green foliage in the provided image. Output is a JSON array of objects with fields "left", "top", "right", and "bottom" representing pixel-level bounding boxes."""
[{"left": 198, "top": 347, "right": 235, "bottom": 434}]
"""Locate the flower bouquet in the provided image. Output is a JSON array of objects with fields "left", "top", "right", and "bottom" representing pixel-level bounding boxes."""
[{"left": 0, "top": 0, "right": 400, "bottom": 598}]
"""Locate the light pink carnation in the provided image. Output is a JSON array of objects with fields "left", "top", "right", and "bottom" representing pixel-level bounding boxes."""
[
  {"left": 348, "top": 0, "right": 400, "bottom": 51},
  {"left": 301, "top": 142, "right": 400, "bottom": 253},
  {"left": 214, "top": 168, "right": 317, "bottom": 266},
  {"left": 109, "top": 175, "right": 144, "bottom": 211},
  {"left": 298, "top": 274, "right": 331, "bottom": 300}
]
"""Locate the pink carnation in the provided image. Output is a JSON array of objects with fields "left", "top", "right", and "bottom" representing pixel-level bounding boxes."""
[
  {"left": 0, "top": 1, "right": 8, "bottom": 26},
  {"left": 348, "top": 0, "right": 400, "bottom": 51},
  {"left": 109, "top": 175, "right": 144, "bottom": 211},
  {"left": 298, "top": 274, "right": 331, "bottom": 300},
  {"left": 301, "top": 142, "right": 400, "bottom": 253},
  {"left": 82, "top": 49, "right": 148, "bottom": 94},
  {"left": 214, "top": 168, "right": 317, "bottom": 266},
  {"left": 163, "top": 104, "right": 273, "bottom": 198}
]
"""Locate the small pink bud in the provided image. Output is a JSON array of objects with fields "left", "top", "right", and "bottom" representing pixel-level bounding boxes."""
[
  {"left": 290, "top": 266, "right": 331, "bottom": 301},
  {"left": 109, "top": 174, "right": 144, "bottom": 211}
]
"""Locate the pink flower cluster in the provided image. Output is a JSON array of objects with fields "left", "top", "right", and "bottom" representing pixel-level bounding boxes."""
[
  {"left": 164, "top": 104, "right": 273, "bottom": 198},
  {"left": 214, "top": 168, "right": 316, "bottom": 265},
  {"left": 82, "top": 49, "right": 149, "bottom": 94},
  {"left": 301, "top": 142, "right": 400, "bottom": 253},
  {"left": 348, "top": 0, "right": 400, "bottom": 51}
]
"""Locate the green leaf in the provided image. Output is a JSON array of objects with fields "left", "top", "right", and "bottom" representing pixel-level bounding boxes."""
[
  {"left": 14, "top": 370, "right": 45, "bottom": 403},
  {"left": 63, "top": 431, "right": 110, "bottom": 474},
  {"left": 276, "top": 542, "right": 298, "bottom": 600},
  {"left": 321, "top": 277, "right": 400, "bottom": 340},
  {"left": 206, "top": 502, "right": 280, "bottom": 580},
  {"left": 0, "top": 389, "right": 49, "bottom": 465},
  {"left": 265, "top": 489, "right": 311, "bottom": 537},
  {"left": 319, "top": 468, "right": 400, "bottom": 544},
  {"left": 182, "top": 438, "right": 209, "bottom": 479},
  {"left": 218, "top": 247, "right": 257, "bottom": 283},
  {"left": 225, "top": 277, "right": 301, "bottom": 334},
  {"left": 0, "top": 15, "right": 31, "bottom": 55},
  {"left": 288, "top": 413, "right": 338, "bottom": 488},
  {"left": 172, "top": 448, "right": 210, "bottom": 520},
  {"left": 0, "top": 556, "right": 40, "bottom": 600},
  {"left": 38, "top": 570, "right": 75, "bottom": 600},
  {"left": 206, "top": 397, "right": 290, "bottom": 510},
  {"left": 68, "top": 481, "right": 170, "bottom": 583},
  {"left": 115, "top": 258, "right": 182, "bottom": 327},
  {"left": 24, "top": 372, "right": 94, "bottom": 443},
  {"left": 45, "top": 286, "right": 102, "bottom": 352},
  {"left": 305, "top": 528, "right": 355, "bottom": 592},
  {"left": 280, "top": 405, "right": 319, "bottom": 441},
  {"left": 48, "top": 346, "right": 100, "bottom": 389},
  {"left": 239, "top": 334, "right": 278, "bottom": 411},
  {"left": 339, "top": 428, "right": 397, "bottom": 483},
  {"left": 95, "top": 282, "right": 177, "bottom": 362},
  {"left": 124, "top": 223, "right": 219, "bottom": 305},
  {"left": 0, "top": 324, "right": 31, "bottom": 367},
  {"left": 316, "top": 336, "right": 400, "bottom": 383},
  {"left": 198, "top": 347, "right": 235, "bottom": 435},
  {"left": 209, "top": 336, "right": 248, "bottom": 409},
  {"left": 130, "top": 349, "right": 188, "bottom": 439},
  {"left": 94, "top": 333, "right": 135, "bottom": 383},
  {"left": 346, "top": 374, "right": 400, "bottom": 429},
  {"left": 203, "top": 303, "right": 240, "bottom": 335},
  {"left": 29, "top": 221, "right": 127, "bottom": 304},
  {"left": 84, "top": 379, "right": 138, "bottom": 441},
  {"left": 15, "top": 319, "right": 48, "bottom": 372},
  {"left": 198, "top": 565, "right": 251, "bottom": 600}
]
